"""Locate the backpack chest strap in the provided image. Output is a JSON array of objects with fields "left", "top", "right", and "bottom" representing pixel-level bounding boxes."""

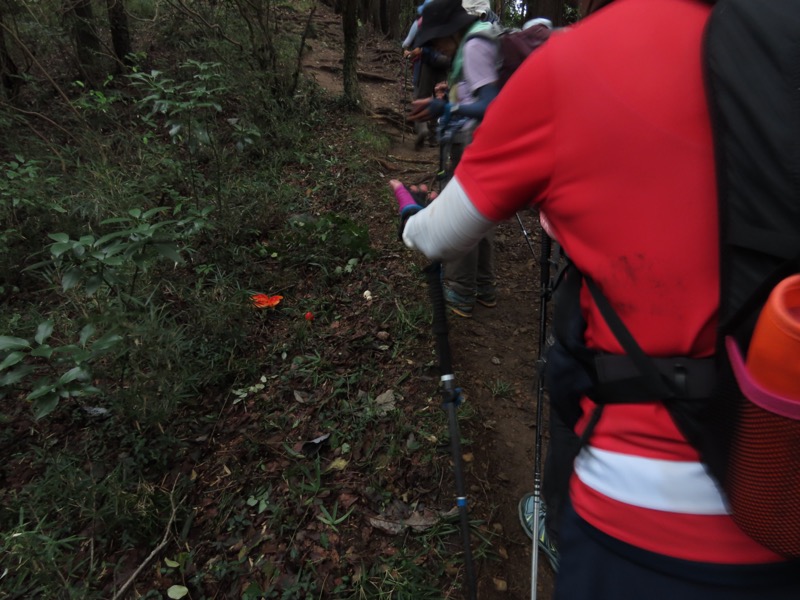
[{"left": 592, "top": 354, "right": 716, "bottom": 404}]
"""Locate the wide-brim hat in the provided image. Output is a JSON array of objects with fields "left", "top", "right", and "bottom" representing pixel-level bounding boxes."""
[{"left": 415, "top": 0, "right": 478, "bottom": 47}]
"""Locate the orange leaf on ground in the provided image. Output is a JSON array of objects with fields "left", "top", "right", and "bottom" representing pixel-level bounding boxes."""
[{"left": 251, "top": 294, "right": 283, "bottom": 308}]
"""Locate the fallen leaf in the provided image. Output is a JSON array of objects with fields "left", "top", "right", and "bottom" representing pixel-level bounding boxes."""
[
  {"left": 404, "top": 509, "right": 439, "bottom": 532},
  {"left": 327, "top": 457, "right": 349, "bottom": 471},
  {"left": 493, "top": 578, "right": 508, "bottom": 592},
  {"left": 338, "top": 492, "right": 359, "bottom": 509},
  {"left": 374, "top": 389, "right": 396, "bottom": 416},
  {"left": 368, "top": 515, "right": 405, "bottom": 535},
  {"left": 293, "top": 390, "right": 312, "bottom": 404},
  {"left": 167, "top": 585, "right": 189, "bottom": 599}
]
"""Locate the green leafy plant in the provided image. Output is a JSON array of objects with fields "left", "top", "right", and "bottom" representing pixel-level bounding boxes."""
[
  {"left": 487, "top": 378, "right": 513, "bottom": 400},
  {"left": 72, "top": 76, "right": 120, "bottom": 114},
  {"left": 0, "top": 322, "right": 120, "bottom": 419},
  {"left": 32, "top": 205, "right": 211, "bottom": 300},
  {"left": 0, "top": 4, "right": 491, "bottom": 597},
  {"left": 129, "top": 61, "right": 227, "bottom": 151},
  {"left": 315, "top": 500, "right": 354, "bottom": 532}
]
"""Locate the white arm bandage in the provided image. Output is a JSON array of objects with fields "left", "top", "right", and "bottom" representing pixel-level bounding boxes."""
[{"left": 401, "top": 176, "right": 495, "bottom": 261}]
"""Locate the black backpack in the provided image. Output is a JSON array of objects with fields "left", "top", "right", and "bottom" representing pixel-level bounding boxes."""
[
  {"left": 701, "top": 0, "right": 800, "bottom": 556},
  {"left": 558, "top": 0, "right": 800, "bottom": 557}
]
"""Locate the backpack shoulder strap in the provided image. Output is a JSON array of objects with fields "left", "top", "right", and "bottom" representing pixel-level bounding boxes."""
[{"left": 449, "top": 21, "right": 502, "bottom": 86}]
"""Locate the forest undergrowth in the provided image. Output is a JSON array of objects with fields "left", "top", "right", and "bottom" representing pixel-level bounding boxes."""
[{"left": 0, "top": 1, "right": 504, "bottom": 598}]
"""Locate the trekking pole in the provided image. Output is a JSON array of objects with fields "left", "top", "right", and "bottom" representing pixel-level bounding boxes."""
[
  {"left": 401, "top": 54, "right": 409, "bottom": 143},
  {"left": 424, "top": 261, "right": 478, "bottom": 600},
  {"left": 516, "top": 212, "right": 538, "bottom": 259},
  {"left": 436, "top": 121, "right": 455, "bottom": 190},
  {"left": 436, "top": 125, "right": 448, "bottom": 188},
  {"left": 394, "top": 188, "right": 476, "bottom": 600},
  {"left": 530, "top": 226, "right": 553, "bottom": 600}
]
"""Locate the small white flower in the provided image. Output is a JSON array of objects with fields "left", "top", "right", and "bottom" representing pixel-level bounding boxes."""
[{"left": 363, "top": 290, "right": 373, "bottom": 301}]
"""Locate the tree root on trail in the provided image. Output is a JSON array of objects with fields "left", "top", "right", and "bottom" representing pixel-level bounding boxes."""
[
  {"left": 386, "top": 154, "right": 438, "bottom": 165},
  {"left": 307, "top": 64, "right": 397, "bottom": 83}
]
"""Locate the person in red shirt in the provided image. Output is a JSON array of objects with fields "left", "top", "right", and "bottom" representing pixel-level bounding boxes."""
[{"left": 393, "top": 0, "right": 800, "bottom": 597}]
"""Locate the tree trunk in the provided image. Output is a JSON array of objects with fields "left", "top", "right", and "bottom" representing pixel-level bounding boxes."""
[
  {"left": 67, "top": 0, "right": 102, "bottom": 72},
  {"left": 0, "top": 11, "right": 20, "bottom": 99},
  {"left": 494, "top": 0, "right": 505, "bottom": 18},
  {"left": 342, "top": 0, "right": 363, "bottom": 107},
  {"left": 379, "top": 0, "right": 389, "bottom": 35},
  {"left": 525, "top": 0, "right": 567, "bottom": 26},
  {"left": 107, "top": 0, "right": 132, "bottom": 68},
  {"left": 385, "top": 0, "right": 403, "bottom": 39},
  {"left": 360, "top": 0, "right": 381, "bottom": 32}
]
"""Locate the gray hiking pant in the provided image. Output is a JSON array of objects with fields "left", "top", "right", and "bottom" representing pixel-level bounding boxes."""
[
  {"left": 443, "top": 129, "right": 496, "bottom": 297},
  {"left": 443, "top": 234, "right": 496, "bottom": 298}
]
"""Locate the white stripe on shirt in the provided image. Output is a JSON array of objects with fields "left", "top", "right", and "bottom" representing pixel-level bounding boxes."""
[{"left": 574, "top": 445, "right": 731, "bottom": 515}]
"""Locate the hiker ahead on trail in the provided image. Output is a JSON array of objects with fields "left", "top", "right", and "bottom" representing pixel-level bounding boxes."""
[
  {"left": 394, "top": 0, "right": 800, "bottom": 598},
  {"left": 407, "top": 0, "right": 500, "bottom": 318},
  {"left": 402, "top": 0, "right": 450, "bottom": 150}
]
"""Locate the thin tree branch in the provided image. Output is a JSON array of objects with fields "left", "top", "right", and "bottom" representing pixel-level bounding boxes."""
[
  {"left": 291, "top": 1, "right": 317, "bottom": 96},
  {"left": 0, "top": 103, "right": 68, "bottom": 171},
  {"left": 0, "top": 20, "right": 83, "bottom": 120},
  {"left": 165, "top": 0, "right": 245, "bottom": 52},
  {"left": 111, "top": 486, "right": 183, "bottom": 600}
]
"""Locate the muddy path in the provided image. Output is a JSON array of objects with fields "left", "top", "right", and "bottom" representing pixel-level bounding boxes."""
[{"left": 303, "top": 5, "right": 556, "bottom": 598}]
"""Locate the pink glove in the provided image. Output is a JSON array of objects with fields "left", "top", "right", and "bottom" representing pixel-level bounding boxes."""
[{"left": 389, "top": 179, "right": 421, "bottom": 214}]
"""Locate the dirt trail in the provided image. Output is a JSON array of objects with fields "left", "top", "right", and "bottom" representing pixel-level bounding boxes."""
[{"left": 304, "top": 6, "right": 555, "bottom": 598}]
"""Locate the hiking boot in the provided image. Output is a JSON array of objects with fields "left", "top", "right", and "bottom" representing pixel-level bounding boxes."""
[
  {"left": 443, "top": 286, "right": 474, "bottom": 318},
  {"left": 476, "top": 285, "right": 497, "bottom": 307},
  {"left": 518, "top": 493, "right": 559, "bottom": 573}
]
